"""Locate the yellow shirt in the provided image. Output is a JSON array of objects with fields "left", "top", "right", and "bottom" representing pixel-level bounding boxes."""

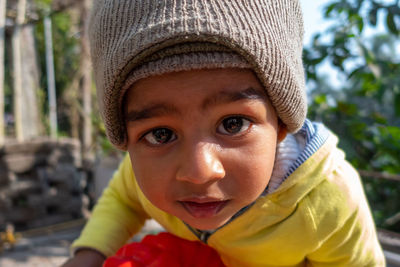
[{"left": 72, "top": 134, "right": 385, "bottom": 266}]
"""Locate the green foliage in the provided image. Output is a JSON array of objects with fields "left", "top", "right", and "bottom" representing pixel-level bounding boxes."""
[
  {"left": 304, "top": 0, "right": 400, "bottom": 231},
  {"left": 33, "top": 0, "right": 53, "bottom": 15},
  {"left": 34, "top": 8, "right": 81, "bottom": 135},
  {"left": 30, "top": 1, "right": 115, "bottom": 155}
]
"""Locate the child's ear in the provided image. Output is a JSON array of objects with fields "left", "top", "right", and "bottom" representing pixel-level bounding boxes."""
[{"left": 277, "top": 120, "right": 287, "bottom": 143}]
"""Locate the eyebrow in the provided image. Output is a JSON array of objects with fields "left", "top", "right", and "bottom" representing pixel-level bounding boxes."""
[
  {"left": 202, "top": 87, "right": 268, "bottom": 110},
  {"left": 125, "top": 87, "right": 267, "bottom": 123},
  {"left": 125, "top": 104, "right": 180, "bottom": 122}
]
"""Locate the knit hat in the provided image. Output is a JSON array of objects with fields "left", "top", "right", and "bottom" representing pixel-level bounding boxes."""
[{"left": 89, "top": 0, "right": 306, "bottom": 150}]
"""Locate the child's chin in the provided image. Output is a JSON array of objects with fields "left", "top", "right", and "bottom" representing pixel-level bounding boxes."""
[{"left": 184, "top": 217, "right": 230, "bottom": 231}]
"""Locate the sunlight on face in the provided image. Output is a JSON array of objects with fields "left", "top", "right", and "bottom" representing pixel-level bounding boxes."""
[{"left": 124, "top": 68, "right": 282, "bottom": 230}]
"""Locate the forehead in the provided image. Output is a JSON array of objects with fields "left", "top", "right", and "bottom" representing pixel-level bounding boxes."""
[
  {"left": 123, "top": 68, "right": 276, "bottom": 123},
  {"left": 124, "top": 68, "right": 266, "bottom": 104}
]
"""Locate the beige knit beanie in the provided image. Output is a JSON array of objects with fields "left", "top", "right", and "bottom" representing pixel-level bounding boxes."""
[{"left": 89, "top": 0, "right": 306, "bottom": 150}]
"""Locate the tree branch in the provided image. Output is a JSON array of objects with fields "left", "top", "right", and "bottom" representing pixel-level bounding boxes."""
[{"left": 358, "top": 170, "right": 400, "bottom": 182}]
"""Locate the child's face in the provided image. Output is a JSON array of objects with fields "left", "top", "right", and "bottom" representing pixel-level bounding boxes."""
[{"left": 125, "top": 68, "right": 283, "bottom": 230}]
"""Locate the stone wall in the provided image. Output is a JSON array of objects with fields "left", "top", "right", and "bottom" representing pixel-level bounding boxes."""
[{"left": 0, "top": 138, "right": 89, "bottom": 230}]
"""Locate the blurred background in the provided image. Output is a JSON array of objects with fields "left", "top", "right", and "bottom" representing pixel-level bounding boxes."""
[{"left": 0, "top": 0, "right": 399, "bottom": 265}]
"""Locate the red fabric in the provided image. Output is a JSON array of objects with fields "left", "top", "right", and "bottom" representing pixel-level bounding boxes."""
[{"left": 103, "top": 232, "right": 226, "bottom": 267}]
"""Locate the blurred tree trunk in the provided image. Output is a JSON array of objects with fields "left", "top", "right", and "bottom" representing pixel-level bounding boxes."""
[
  {"left": 20, "top": 23, "right": 43, "bottom": 137},
  {"left": 11, "top": 0, "right": 43, "bottom": 141},
  {"left": 59, "top": 0, "right": 92, "bottom": 156},
  {"left": 0, "top": 0, "right": 6, "bottom": 145},
  {"left": 62, "top": 76, "right": 80, "bottom": 139},
  {"left": 81, "top": 0, "right": 92, "bottom": 159},
  {"left": 44, "top": 15, "right": 57, "bottom": 138},
  {"left": 12, "top": 0, "right": 25, "bottom": 142}
]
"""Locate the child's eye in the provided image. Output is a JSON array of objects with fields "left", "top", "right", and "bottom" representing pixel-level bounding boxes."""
[
  {"left": 217, "top": 116, "right": 252, "bottom": 135},
  {"left": 142, "top": 128, "right": 177, "bottom": 145}
]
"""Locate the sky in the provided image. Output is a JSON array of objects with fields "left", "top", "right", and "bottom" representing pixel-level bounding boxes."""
[
  {"left": 300, "top": 0, "right": 341, "bottom": 88},
  {"left": 300, "top": 0, "right": 390, "bottom": 44},
  {"left": 299, "top": 0, "right": 397, "bottom": 88},
  {"left": 300, "top": 0, "right": 332, "bottom": 46}
]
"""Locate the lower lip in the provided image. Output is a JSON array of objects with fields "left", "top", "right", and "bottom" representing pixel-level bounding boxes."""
[{"left": 180, "top": 200, "right": 229, "bottom": 218}]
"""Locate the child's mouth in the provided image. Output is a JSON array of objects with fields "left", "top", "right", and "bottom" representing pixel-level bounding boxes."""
[{"left": 179, "top": 200, "right": 229, "bottom": 218}]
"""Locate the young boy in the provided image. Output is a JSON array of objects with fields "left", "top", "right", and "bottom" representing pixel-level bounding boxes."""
[{"left": 63, "top": 0, "right": 385, "bottom": 266}]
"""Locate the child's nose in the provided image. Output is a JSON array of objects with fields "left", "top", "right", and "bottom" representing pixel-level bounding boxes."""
[{"left": 176, "top": 141, "right": 225, "bottom": 184}]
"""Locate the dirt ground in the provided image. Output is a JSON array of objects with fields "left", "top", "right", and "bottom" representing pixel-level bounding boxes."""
[
  {"left": 0, "top": 219, "right": 163, "bottom": 267},
  {"left": 0, "top": 224, "right": 80, "bottom": 267}
]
